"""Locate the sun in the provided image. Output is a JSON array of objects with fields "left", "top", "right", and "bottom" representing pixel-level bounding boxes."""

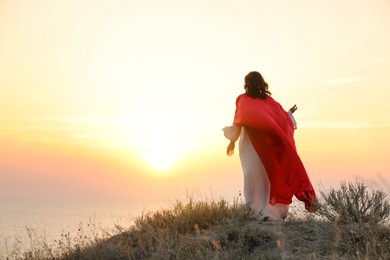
[
  {"left": 146, "top": 149, "right": 176, "bottom": 172},
  {"left": 125, "top": 117, "right": 184, "bottom": 174}
]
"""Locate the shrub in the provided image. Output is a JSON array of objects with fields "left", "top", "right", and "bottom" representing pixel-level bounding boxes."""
[
  {"left": 317, "top": 180, "right": 390, "bottom": 225},
  {"left": 316, "top": 181, "right": 390, "bottom": 259}
]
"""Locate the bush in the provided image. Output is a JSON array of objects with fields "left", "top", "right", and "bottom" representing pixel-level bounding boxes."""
[
  {"left": 317, "top": 180, "right": 390, "bottom": 225},
  {"left": 316, "top": 181, "right": 390, "bottom": 258}
]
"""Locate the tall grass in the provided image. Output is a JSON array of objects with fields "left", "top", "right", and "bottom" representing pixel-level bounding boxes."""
[
  {"left": 6, "top": 181, "right": 390, "bottom": 259},
  {"left": 5, "top": 216, "right": 116, "bottom": 260}
]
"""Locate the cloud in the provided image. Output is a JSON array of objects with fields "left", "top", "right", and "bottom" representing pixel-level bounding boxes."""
[
  {"left": 323, "top": 76, "right": 368, "bottom": 85},
  {"left": 26, "top": 116, "right": 121, "bottom": 124},
  {"left": 299, "top": 120, "right": 390, "bottom": 129},
  {"left": 299, "top": 120, "right": 368, "bottom": 129},
  {"left": 359, "top": 56, "right": 390, "bottom": 67}
]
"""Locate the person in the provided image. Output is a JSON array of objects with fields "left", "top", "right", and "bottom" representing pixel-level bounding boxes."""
[{"left": 223, "top": 71, "right": 317, "bottom": 221}]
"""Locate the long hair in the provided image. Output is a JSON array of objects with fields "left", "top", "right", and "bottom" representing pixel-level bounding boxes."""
[{"left": 244, "top": 71, "right": 271, "bottom": 99}]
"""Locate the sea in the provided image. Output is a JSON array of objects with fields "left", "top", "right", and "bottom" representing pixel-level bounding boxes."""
[{"left": 0, "top": 199, "right": 160, "bottom": 258}]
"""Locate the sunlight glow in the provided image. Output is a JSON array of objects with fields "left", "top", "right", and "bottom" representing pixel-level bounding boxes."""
[
  {"left": 137, "top": 121, "right": 184, "bottom": 173},
  {"left": 145, "top": 149, "right": 176, "bottom": 172},
  {"left": 118, "top": 113, "right": 188, "bottom": 174}
]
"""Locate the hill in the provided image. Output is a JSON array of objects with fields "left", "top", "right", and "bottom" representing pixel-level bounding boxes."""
[{"left": 8, "top": 181, "right": 390, "bottom": 259}]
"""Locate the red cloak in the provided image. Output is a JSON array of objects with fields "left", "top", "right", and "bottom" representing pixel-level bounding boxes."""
[{"left": 233, "top": 94, "right": 317, "bottom": 211}]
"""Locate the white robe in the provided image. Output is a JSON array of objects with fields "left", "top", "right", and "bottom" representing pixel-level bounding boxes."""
[{"left": 223, "top": 112, "right": 297, "bottom": 220}]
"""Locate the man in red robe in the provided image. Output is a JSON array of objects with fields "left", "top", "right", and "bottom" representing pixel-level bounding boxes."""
[{"left": 226, "top": 71, "right": 317, "bottom": 212}]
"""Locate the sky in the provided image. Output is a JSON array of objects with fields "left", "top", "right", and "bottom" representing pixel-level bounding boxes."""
[{"left": 1, "top": 0, "right": 389, "bottom": 202}]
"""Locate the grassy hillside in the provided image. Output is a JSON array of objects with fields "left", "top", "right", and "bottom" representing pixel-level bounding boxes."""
[{"left": 7, "top": 181, "right": 390, "bottom": 259}]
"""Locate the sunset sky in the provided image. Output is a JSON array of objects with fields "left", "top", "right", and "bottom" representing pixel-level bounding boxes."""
[{"left": 1, "top": 0, "right": 389, "bottom": 201}]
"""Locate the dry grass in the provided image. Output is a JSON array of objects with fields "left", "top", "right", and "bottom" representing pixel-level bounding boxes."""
[{"left": 6, "top": 181, "right": 390, "bottom": 260}]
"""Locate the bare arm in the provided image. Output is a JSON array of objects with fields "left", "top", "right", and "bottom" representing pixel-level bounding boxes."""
[
  {"left": 288, "top": 104, "right": 298, "bottom": 129},
  {"left": 289, "top": 104, "right": 297, "bottom": 114},
  {"left": 223, "top": 124, "right": 241, "bottom": 156},
  {"left": 226, "top": 141, "right": 235, "bottom": 156}
]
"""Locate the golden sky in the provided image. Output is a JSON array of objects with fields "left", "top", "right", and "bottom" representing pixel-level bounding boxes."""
[{"left": 1, "top": 0, "right": 389, "bottom": 200}]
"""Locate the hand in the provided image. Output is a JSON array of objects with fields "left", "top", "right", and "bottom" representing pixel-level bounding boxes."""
[
  {"left": 289, "top": 104, "right": 298, "bottom": 114},
  {"left": 226, "top": 141, "right": 235, "bottom": 156}
]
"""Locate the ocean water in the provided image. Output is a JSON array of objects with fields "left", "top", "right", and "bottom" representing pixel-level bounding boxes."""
[{"left": 0, "top": 199, "right": 159, "bottom": 258}]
